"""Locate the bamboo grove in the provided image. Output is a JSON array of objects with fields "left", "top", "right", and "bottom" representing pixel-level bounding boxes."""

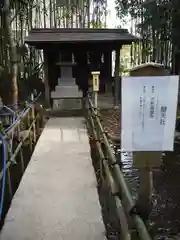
[
  {"left": 115, "top": 0, "right": 180, "bottom": 72},
  {"left": 0, "top": 0, "right": 107, "bottom": 106}
]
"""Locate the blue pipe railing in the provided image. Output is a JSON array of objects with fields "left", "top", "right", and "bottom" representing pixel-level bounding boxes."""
[
  {"left": 0, "top": 92, "right": 41, "bottom": 217},
  {"left": 0, "top": 133, "right": 7, "bottom": 217},
  {"left": 4, "top": 93, "right": 41, "bottom": 133}
]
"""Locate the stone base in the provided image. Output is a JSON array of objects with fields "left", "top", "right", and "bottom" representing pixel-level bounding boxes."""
[
  {"left": 57, "top": 78, "right": 76, "bottom": 86},
  {"left": 51, "top": 85, "right": 82, "bottom": 99},
  {"left": 52, "top": 98, "right": 82, "bottom": 110}
]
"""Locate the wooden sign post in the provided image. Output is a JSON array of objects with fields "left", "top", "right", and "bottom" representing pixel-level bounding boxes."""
[
  {"left": 91, "top": 71, "right": 100, "bottom": 111},
  {"left": 123, "top": 62, "right": 178, "bottom": 221}
]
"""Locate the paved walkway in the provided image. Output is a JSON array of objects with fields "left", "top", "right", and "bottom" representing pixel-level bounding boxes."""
[{"left": 0, "top": 117, "right": 105, "bottom": 240}]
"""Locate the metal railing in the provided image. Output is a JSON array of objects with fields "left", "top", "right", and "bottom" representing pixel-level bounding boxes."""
[
  {"left": 0, "top": 93, "right": 44, "bottom": 218},
  {"left": 87, "top": 94, "right": 152, "bottom": 240}
]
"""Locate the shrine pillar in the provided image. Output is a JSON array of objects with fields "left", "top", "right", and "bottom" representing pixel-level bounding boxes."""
[{"left": 43, "top": 50, "right": 50, "bottom": 106}]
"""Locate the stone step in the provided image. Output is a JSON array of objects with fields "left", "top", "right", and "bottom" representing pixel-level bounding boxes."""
[
  {"left": 53, "top": 98, "right": 82, "bottom": 110},
  {"left": 58, "top": 77, "right": 76, "bottom": 83},
  {"left": 51, "top": 91, "right": 83, "bottom": 98},
  {"left": 55, "top": 85, "right": 79, "bottom": 92}
]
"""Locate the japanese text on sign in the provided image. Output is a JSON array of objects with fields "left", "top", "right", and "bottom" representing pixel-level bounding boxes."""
[{"left": 121, "top": 76, "right": 179, "bottom": 151}]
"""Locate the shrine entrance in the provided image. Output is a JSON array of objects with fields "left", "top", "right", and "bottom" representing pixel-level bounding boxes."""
[{"left": 25, "top": 28, "right": 138, "bottom": 109}]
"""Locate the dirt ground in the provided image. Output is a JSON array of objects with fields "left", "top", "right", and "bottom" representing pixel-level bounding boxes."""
[{"left": 100, "top": 108, "right": 120, "bottom": 140}]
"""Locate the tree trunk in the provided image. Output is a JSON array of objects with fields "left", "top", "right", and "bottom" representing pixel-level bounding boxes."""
[{"left": 3, "top": 0, "right": 18, "bottom": 109}]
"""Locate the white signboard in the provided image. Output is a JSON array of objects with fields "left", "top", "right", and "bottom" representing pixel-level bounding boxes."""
[{"left": 121, "top": 76, "right": 179, "bottom": 151}]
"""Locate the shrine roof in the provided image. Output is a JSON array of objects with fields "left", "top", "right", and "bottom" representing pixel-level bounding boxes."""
[
  {"left": 25, "top": 28, "right": 139, "bottom": 48},
  {"left": 128, "top": 62, "right": 166, "bottom": 72}
]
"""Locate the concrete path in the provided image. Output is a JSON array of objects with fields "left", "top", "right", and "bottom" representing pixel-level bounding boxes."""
[{"left": 0, "top": 117, "right": 105, "bottom": 240}]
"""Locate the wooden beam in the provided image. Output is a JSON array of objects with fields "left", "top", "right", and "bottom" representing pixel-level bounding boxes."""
[
  {"left": 114, "top": 46, "right": 121, "bottom": 106},
  {"left": 29, "top": 42, "right": 130, "bottom": 52}
]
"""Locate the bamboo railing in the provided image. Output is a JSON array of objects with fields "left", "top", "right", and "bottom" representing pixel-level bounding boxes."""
[{"left": 87, "top": 94, "right": 152, "bottom": 240}]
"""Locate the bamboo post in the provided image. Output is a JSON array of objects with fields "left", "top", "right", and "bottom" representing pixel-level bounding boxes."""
[
  {"left": 17, "top": 123, "right": 24, "bottom": 173},
  {"left": 5, "top": 139, "right": 13, "bottom": 199},
  {"left": 28, "top": 110, "right": 32, "bottom": 151},
  {"left": 7, "top": 167, "right": 13, "bottom": 199},
  {"left": 25, "top": 101, "right": 32, "bottom": 151},
  {"left": 35, "top": 103, "right": 41, "bottom": 136},
  {"left": 31, "top": 94, "right": 36, "bottom": 143}
]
